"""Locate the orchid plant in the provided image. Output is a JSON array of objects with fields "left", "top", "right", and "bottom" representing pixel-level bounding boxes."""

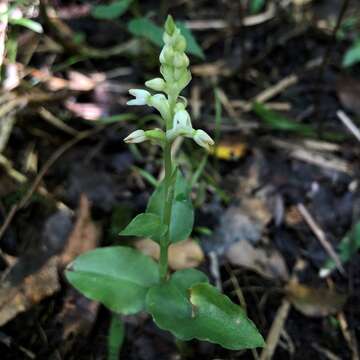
[{"left": 66, "top": 16, "right": 264, "bottom": 351}]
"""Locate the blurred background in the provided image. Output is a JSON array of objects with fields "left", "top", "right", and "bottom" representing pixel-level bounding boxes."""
[{"left": 0, "top": 0, "right": 359, "bottom": 359}]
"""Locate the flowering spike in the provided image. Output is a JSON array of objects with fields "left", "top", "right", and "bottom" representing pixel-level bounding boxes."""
[{"left": 125, "top": 15, "right": 214, "bottom": 152}]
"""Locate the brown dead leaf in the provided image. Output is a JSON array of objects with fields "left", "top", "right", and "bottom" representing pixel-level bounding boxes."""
[
  {"left": 285, "top": 205, "right": 302, "bottom": 226},
  {"left": 55, "top": 288, "right": 99, "bottom": 353},
  {"left": 336, "top": 76, "right": 360, "bottom": 116},
  {"left": 55, "top": 195, "right": 100, "bottom": 353},
  {"left": 226, "top": 240, "right": 289, "bottom": 281},
  {"left": 60, "top": 194, "right": 100, "bottom": 267},
  {"left": 286, "top": 282, "right": 347, "bottom": 317},
  {"left": 135, "top": 238, "right": 204, "bottom": 270},
  {"left": 0, "top": 257, "right": 60, "bottom": 326},
  {"left": 0, "top": 194, "right": 100, "bottom": 326}
]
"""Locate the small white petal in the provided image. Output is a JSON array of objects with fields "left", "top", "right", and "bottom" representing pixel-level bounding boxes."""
[
  {"left": 193, "top": 130, "right": 214, "bottom": 150},
  {"left": 173, "top": 110, "right": 190, "bottom": 128},
  {"left": 127, "top": 89, "right": 150, "bottom": 106},
  {"left": 124, "top": 129, "right": 146, "bottom": 143},
  {"left": 127, "top": 99, "right": 143, "bottom": 106}
]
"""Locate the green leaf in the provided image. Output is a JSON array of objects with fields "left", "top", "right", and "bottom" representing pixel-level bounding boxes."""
[
  {"left": 177, "top": 22, "right": 205, "bottom": 60},
  {"left": 249, "top": 0, "right": 265, "bottom": 14},
  {"left": 119, "top": 213, "right": 167, "bottom": 241},
  {"left": 171, "top": 268, "right": 209, "bottom": 291},
  {"left": 9, "top": 18, "right": 43, "bottom": 33},
  {"left": 107, "top": 314, "right": 125, "bottom": 360},
  {"left": 127, "top": 17, "right": 205, "bottom": 59},
  {"left": 91, "top": 0, "right": 133, "bottom": 20},
  {"left": 127, "top": 18, "right": 163, "bottom": 46},
  {"left": 147, "top": 171, "right": 194, "bottom": 243},
  {"left": 343, "top": 39, "right": 360, "bottom": 67},
  {"left": 252, "top": 102, "right": 316, "bottom": 136},
  {"left": 66, "top": 246, "right": 159, "bottom": 314},
  {"left": 322, "top": 221, "right": 360, "bottom": 274},
  {"left": 146, "top": 271, "right": 264, "bottom": 350},
  {"left": 253, "top": 102, "right": 346, "bottom": 141}
]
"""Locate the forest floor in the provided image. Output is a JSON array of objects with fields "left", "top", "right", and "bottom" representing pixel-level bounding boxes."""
[{"left": 0, "top": 0, "right": 359, "bottom": 359}]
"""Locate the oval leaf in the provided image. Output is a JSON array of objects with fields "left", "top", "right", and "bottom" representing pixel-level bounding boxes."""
[
  {"left": 120, "top": 213, "right": 167, "bottom": 242},
  {"left": 146, "top": 273, "right": 264, "bottom": 350},
  {"left": 91, "top": 0, "right": 133, "bottom": 20},
  {"left": 147, "top": 171, "right": 194, "bottom": 243},
  {"left": 66, "top": 246, "right": 159, "bottom": 314}
]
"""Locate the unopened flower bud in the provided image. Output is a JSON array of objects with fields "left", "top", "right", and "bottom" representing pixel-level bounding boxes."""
[
  {"left": 174, "top": 36, "right": 186, "bottom": 52},
  {"left": 165, "top": 15, "right": 176, "bottom": 35},
  {"left": 145, "top": 78, "right": 166, "bottom": 92},
  {"left": 127, "top": 89, "right": 151, "bottom": 106},
  {"left": 193, "top": 130, "right": 214, "bottom": 151},
  {"left": 173, "top": 53, "right": 189, "bottom": 68},
  {"left": 163, "top": 32, "right": 172, "bottom": 45},
  {"left": 159, "top": 45, "right": 174, "bottom": 64},
  {"left": 124, "top": 129, "right": 146, "bottom": 143},
  {"left": 160, "top": 64, "right": 174, "bottom": 82}
]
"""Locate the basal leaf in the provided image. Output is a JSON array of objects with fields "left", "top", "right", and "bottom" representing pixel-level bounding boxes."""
[
  {"left": 146, "top": 270, "right": 264, "bottom": 350},
  {"left": 119, "top": 213, "right": 167, "bottom": 241},
  {"left": 147, "top": 171, "right": 194, "bottom": 243},
  {"left": 66, "top": 246, "right": 159, "bottom": 314}
]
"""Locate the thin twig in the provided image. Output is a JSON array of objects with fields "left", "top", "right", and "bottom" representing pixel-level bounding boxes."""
[
  {"left": 259, "top": 299, "right": 291, "bottom": 360},
  {"left": 337, "top": 110, "right": 360, "bottom": 143},
  {"left": 297, "top": 203, "right": 345, "bottom": 274}
]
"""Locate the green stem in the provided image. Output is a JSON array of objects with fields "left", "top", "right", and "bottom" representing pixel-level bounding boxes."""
[
  {"left": 159, "top": 141, "right": 174, "bottom": 282},
  {"left": 159, "top": 93, "right": 177, "bottom": 282}
]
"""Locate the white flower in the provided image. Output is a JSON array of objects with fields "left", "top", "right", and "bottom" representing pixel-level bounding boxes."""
[
  {"left": 145, "top": 78, "right": 166, "bottom": 92},
  {"left": 148, "top": 94, "right": 170, "bottom": 120},
  {"left": 173, "top": 109, "right": 191, "bottom": 129},
  {"left": 127, "top": 89, "right": 150, "bottom": 106},
  {"left": 166, "top": 109, "right": 194, "bottom": 141},
  {"left": 193, "top": 130, "right": 214, "bottom": 151},
  {"left": 124, "top": 129, "right": 146, "bottom": 143}
]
